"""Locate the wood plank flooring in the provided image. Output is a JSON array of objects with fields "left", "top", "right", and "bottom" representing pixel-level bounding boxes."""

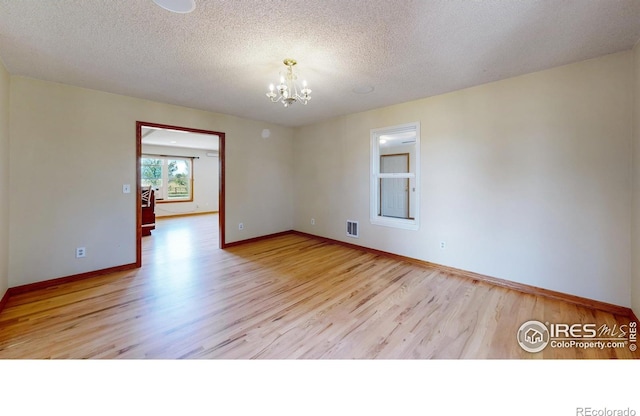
[{"left": 0, "top": 214, "right": 637, "bottom": 359}]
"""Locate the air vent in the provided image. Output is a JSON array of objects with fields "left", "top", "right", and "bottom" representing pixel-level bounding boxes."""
[{"left": 346, "top": 220, "right": 359, "bottom": 238}]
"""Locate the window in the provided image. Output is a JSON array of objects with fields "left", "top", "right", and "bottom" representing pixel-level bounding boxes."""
[
  {"left": 370, "top": 122, "right": 420, "bottom": 230},
  {"left": 141, "top": 155, "right": 193, "bottom": 202}
]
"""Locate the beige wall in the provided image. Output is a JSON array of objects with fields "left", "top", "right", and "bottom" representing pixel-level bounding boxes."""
[
  {"left": 141, "top": 144, "right": 219, "bottom": 217},
  {"left": 633, "top": 42, "right": 640, "bottom": 318},
  {"left": 4, "top": 50, "right": 639, "bottom": 311},
  {"left": 0, "top": 60, "right": 9, "bottom": 299},
  {"left": 294, "top": 51, "right": 634, "bottom": 307},
  {"left": 9, "top": 76, "right": 294, "bottom": 287}
]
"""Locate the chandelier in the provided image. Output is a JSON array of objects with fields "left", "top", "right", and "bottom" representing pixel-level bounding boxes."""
[{"left": 265, "top": 58, "right": 312, "bottom": 107}]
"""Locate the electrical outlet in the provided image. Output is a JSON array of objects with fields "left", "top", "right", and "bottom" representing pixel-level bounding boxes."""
[
  {"left": 122, "top": 184, "right": 131, "bottom": 194},
  {"left": 76, "top": 247, "right": 86, "bottom": 258},
  {"left": 238, "top": 223, "right": 244, "bottom": 230},
  {"left": 311, "top": 218, "right": 315, "bottom": 225},
  {"left": 440, "top": 241, "right": 446, "bottom": 249}
]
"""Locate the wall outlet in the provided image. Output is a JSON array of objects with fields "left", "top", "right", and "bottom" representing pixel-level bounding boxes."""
[
  {"left": 238, "top": 223, "right": 244, "bottom": 230},
  {"left": 311, "top": 218, "right": 315, "bottom": 225},
  {"left": 122, "top": 184, "right": 131, "bottom": 194},
  {"left": 440, "top": 241, "right": 446, "bottom": 249},
  {"left": 76, "top": 247, "right": 86, "bottom": 258}
]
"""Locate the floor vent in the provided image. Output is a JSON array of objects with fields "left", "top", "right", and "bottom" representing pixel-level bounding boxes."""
[{"left": 346, "top": 220, "right": 359, "bottom": 238}]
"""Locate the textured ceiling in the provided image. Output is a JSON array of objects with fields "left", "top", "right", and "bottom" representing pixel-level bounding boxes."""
[{"left": 1, "top": 0, "right": 639, "bottom": 127}]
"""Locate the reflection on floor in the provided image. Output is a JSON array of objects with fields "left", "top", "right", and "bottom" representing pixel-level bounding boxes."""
[{"left": 0, "top": 213, "right": 638, "bottom": 359}]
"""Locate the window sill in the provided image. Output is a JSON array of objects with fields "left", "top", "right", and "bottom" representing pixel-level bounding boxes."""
[
  {"left": 156, "top": 199, "right": 194, "bottom": 204},
  {"left": 370, "top": 216, "right": 419, "bottom": 230}
]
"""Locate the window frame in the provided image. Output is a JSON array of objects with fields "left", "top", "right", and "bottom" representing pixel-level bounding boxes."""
[
  {"left": 370, "top": 122, "right": 420, "bottom": 230},
  {"left": 141, "top": 154, "right": 194, "bottom": 203}
]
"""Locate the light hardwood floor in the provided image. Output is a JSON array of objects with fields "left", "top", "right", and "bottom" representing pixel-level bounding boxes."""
[{"left": 0, "top": 214, "right": 637, "bottom": 359}]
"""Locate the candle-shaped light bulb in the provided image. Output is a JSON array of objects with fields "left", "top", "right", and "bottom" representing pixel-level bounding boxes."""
[{"left": 269, "top": 83, "right": 274, "bottom": 92}]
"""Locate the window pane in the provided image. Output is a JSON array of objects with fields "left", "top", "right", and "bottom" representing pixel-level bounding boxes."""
[
  {"left": 141, "top": 158, "right": 163, "bottom": 189},
  {"left": 167, "top": 159, "right": 190, "bottom": 200},
  {"left": 380, "top": 154, "right": 409, "bottom": 174},
  {"left": 379, "top": 178, "right": 410, "bottom": 218}
]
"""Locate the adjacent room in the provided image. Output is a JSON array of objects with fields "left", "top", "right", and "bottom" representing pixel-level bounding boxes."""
[
  {"left": 140, "top": 125, "right": 220, "bottom": 235},
  {"left": 0, "top": 0, "right": 640, "bottom": 363}
]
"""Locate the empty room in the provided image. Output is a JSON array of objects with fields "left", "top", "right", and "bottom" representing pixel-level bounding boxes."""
[{"left": 1, "top": 0, "right": 640, "bottom": 371}]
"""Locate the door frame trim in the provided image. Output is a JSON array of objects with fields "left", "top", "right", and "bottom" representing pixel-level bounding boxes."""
[{"left": 136, "top": 121, "right": 226, "bottom": 266}]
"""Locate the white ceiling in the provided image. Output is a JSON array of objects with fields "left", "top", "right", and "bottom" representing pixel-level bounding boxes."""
[
  {"left": 1, "top": 1, "right": 639, "bottom": 128},
  {"left": 380, "top": 130, "right": 416, "bottom": 149},
  {"left": 142, "top": 126, "right": 219, "bottom": 151}
]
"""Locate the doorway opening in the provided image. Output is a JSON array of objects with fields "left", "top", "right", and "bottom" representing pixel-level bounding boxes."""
[{"left": 136, "top": 121, "right": 226, "bottom": 266}]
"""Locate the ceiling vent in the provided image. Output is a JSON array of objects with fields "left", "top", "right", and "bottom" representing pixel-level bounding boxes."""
[{"left": 346, "top": 220, "right": 359, "bottom": 238}]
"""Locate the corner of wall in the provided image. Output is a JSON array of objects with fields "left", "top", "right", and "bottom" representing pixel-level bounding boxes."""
[
  {"left": 632, "top": 40, "right": 640, "bottom": 319},
  {"left": 0, "top": 58, "right": 10, "bottom": 303}
]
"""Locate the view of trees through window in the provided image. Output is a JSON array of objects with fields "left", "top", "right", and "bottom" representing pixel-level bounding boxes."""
[{"left": 141, "top": 156, "right": 192, "bottom": 201}]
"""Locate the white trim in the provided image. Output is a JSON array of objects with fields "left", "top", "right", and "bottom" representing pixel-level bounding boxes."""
[{"left": 370, "top": 122, "right": 420, "bottom": 231}]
